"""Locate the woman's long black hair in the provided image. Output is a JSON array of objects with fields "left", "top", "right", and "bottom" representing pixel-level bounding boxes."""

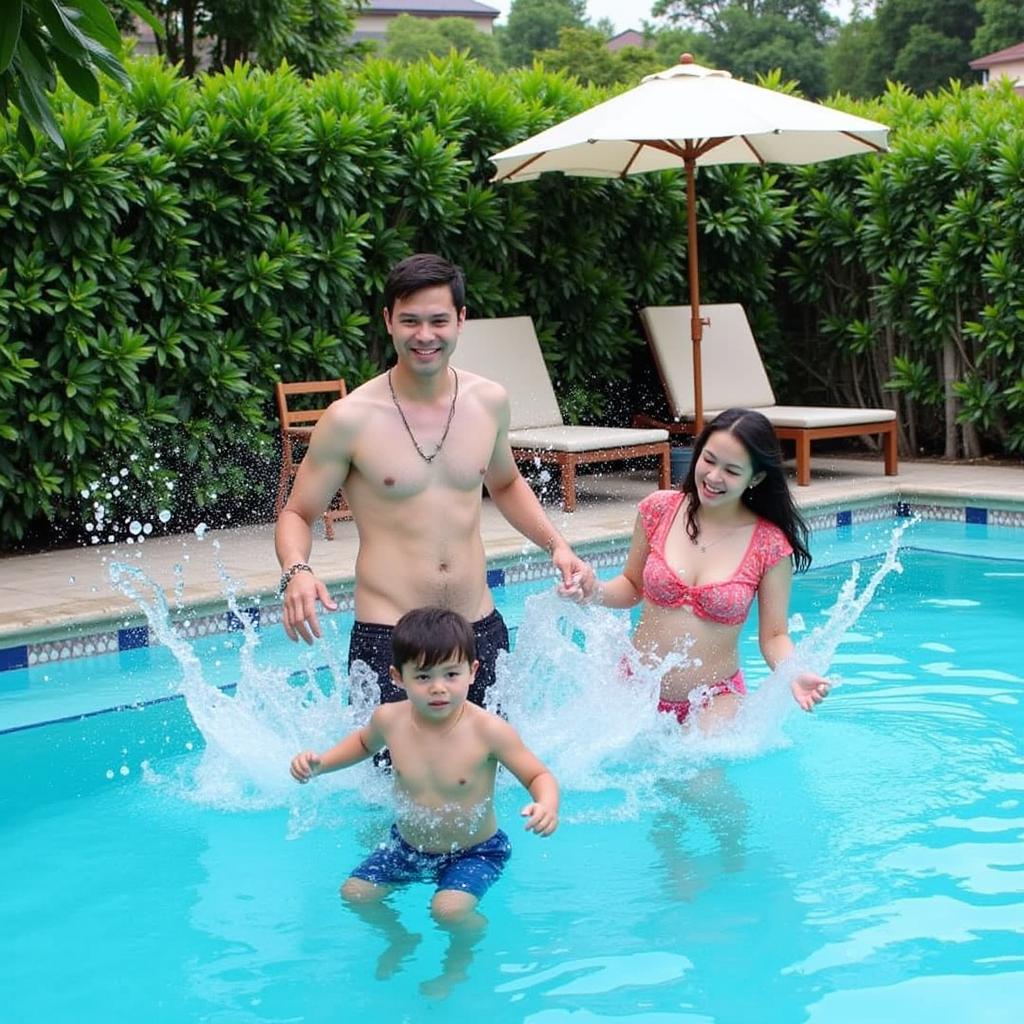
[{"left": 680, "top": 408, "right": 811, "bottom": 572}]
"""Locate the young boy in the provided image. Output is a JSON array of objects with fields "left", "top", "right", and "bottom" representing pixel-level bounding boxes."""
[{"left": 290, "top": 606, "right": 559, "bottom": 928}]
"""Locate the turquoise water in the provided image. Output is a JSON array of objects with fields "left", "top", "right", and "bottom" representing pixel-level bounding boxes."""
[{"left": 2, "top": 520, "right": 1023, "bottom": 1022}]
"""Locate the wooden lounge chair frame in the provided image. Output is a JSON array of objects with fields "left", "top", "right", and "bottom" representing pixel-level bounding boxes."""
[
  {"left": 274, "top": 379, "right": 352, "bottom": 539},
  {"left": 453, "top": 317, "right": 671, "bottom": 512},
  {"left": 635, "top": 304, "right": 898, "bottom": 486}
]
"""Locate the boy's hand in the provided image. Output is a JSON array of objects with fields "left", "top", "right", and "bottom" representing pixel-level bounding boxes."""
[
  {"left": 521, "top": 801, "right": 558, "bottom": 837},
  {"left": 791, "top": 672, "right": 830, "bottom": 712},
  {"left": 290, "top": 751, "right": 322, "bottom": 783}
]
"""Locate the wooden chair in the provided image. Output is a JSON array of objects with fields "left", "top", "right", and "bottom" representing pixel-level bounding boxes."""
[
  {"left": 275, "top": 380, "right": 352, "bottom": 540},
  {"left": 453, "top": 317, "right": 671, "bottom": 512}
]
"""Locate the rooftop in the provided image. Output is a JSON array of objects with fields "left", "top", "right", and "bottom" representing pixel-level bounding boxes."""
[{"left": 969, "top": 40, "right": 1024, "bottom": 69}]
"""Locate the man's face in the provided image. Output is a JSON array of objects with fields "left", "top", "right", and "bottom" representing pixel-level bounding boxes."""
[{"left": 383, "top": 285, "right": 465, "bottom": 376}]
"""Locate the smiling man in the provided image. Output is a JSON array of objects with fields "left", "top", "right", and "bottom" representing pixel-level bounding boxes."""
[{"left": 275, "top": 253, "right": 596, "bottom": 707}]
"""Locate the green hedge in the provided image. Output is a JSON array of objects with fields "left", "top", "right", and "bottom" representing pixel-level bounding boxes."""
[
  {"left": 0, "top": 54, "right": 792, "bottom": 548},
  {"left": 1, "top": 58, "right": 1021, "bottom": 549},
  {"left": 781, "top": 79, "right": 1024, "bottom": 459}
]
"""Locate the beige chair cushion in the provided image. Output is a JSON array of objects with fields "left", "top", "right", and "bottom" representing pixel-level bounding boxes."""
[
  {"left": 455, "top": 317, "right": 564, "bottom": 430},
  {"left": 640, "top": 304, "right": 776, "bottom": 414},
  {"left": 455, "top": 316, "right": 669, "bottom": 445},
  {"left": 640, "top": 304, "right": 894, "bottom": 425},
  {"left": 509, "top": 426, "right": 669, "bottom": 452}
]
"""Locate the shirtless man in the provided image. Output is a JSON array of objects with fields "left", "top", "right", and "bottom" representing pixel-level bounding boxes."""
[{"left": 275, "top": 253, "right": 596, "bottom": 705}]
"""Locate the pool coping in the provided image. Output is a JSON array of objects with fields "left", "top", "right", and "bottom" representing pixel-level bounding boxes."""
[{"left": 1, "top": 486, "right": 1022, "bottom": 673}]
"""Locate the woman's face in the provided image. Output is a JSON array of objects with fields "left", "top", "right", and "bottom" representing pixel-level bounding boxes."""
[{"left": 694, "top": 430, "right": 761, "bottom": 508}]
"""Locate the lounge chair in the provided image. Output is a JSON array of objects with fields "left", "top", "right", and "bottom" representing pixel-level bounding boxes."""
[
  {"left": 453, "top": 317, "right": 671, "bottom": 512},
  {"left": 634, "top": 304, "right": 898, "bottom": 486},
  {"left": 274, "top": 379, "right": 352, "bottom": 539}
]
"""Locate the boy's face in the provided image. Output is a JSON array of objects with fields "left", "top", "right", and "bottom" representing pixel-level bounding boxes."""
[{"left": 389, "top": 651, "right": 478, "bottom": 722}]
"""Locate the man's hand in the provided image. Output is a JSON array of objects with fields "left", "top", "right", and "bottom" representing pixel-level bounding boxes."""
[
  {"left": 283, "top": 572, "right": 338, "bottom": 644},
  {"left": 551, "top": 542, "right": 597, "bottom": 601}
]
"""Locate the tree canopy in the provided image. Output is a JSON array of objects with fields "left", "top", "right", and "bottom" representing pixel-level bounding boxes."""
[{"left": 500, "top": 0, "right": 588, "bottom": 67}]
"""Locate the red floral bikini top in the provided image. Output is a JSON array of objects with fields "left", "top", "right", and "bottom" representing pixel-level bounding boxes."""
[{"left": 638, "top": 490, "right": 792, "bottom": 626}]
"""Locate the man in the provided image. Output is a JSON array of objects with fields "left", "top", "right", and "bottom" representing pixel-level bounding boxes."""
[{"left": 275, "top": 253, "right": 597, "bottom": 706}]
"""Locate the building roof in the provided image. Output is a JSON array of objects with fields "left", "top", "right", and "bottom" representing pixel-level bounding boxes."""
[
  {"left": 607, "top": 29, "right": 646, "bottom": 53},
  {"left": 969, "top": 41, "right": 1024, "bottom": 69},
  {"left": 363, "top": 0, "right": 499, "bottom": 15}
]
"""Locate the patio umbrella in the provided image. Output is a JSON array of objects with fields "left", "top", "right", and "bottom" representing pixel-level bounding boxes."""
[{"left": 489, "top": 55, "right": 889, "bottom": 432}]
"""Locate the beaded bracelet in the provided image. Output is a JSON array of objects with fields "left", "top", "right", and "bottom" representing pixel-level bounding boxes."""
[{"left": 278, "top": 562, "right": 313, "bottom": 596}]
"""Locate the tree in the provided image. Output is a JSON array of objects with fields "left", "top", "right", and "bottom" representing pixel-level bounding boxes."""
[
  {"left": 872, "top": 0, "right": 980, "bottom": 93},
  {"left": 826, "top": 12, "right": 886, "bottom": 97},
  {"left": 652, "top": 0, "right": 834, "bottom": 38},
  {"left": 501, "top": 0, "right": 588, "bottom": 67},
  {"left": 384, "top": 15, "right": 503, "bottom": 70},
  {"left": 0, "top": 0, "right": 157, "bottom": 149},
  {"left": 972, "top": 0, "right": 1024, "bottom": 58},
  {"left": 116, "top": 0, "right": 366, "bottom": 77},
  {"left": 536, "top": 26, "right": 662, "bottom": 86},
  {"left": 710, "top": 7, "right": 828, "bottom": 95}
]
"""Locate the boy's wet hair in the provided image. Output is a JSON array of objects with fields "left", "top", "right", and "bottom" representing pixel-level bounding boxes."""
[
  {"left": 391, "top": 607, "right": 477, "bottom": 670},
  {"left": 383, "top": 253, "right": 466, "bottom": 314}
]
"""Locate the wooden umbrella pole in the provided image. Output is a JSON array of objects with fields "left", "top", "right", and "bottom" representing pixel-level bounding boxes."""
[{"left": 685, "top": 153, "right": 704, "bottom": 434}]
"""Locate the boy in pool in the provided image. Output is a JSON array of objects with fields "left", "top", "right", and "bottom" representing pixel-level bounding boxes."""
[{"left": 289, "top": 606, "right": 559, "bottom": 933}]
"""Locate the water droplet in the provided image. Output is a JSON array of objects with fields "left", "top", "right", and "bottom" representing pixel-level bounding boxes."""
[
  {"left": 105, "top": 769, "right": 114, "bottom": 780},
  {"left": 185, "top": 741, "right": 194, "bottom": 751},
  {"left": 68, "top": 576, "right": 75, "bottom": 584},
  {"left": 142, "top": 522, "right": 153, "bottom": 535},
  {"left": 119, "top": 467, "right": 129, "bottom": 477},
  {"left": 119, "top": 765, "right": 130, "bottom": 776},
  {"left": 85, "top": 523, "right": 94, "bottom": 532},
  {"left": 158, "top": 510, "right": 171, "bottom": 523},
  {"left": 107, "top": 535, "right": 115, "bottom": 543},
  {"left": 539, "top": 470, "right": 552, "bottom": 483},
  {"left": 129, "top": 521, "right": 143, "bottom": 535},
  {"left": 109, "top": 475, "right": 119, "bottom": 485},
  {"left": 80, "top": 488, "right": 89, "bottom": 498},
  {"left": 194, "top": 522, "right": 208, "bottom": 539}
]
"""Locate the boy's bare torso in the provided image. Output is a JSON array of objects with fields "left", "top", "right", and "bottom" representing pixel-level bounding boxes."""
[
  {"left": 377, "top": 702, "right": 500, "bottom": 853},
  {"left": 335, "top": 372, "right": 502, "bottom": 624}
]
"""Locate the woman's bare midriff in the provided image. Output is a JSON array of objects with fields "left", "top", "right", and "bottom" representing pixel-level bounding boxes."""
[{"left": 633, "top": 602, "right": 744, "bottom": 701}]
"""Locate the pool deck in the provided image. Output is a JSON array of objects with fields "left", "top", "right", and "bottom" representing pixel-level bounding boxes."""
[{"left": 0, "top": 456, "right": 1020, "bottom": 645}]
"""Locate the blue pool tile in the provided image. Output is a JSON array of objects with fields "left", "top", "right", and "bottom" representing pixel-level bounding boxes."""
[
  {"left": 965, "top": 506, "right": 988, "bottom": 525},
  {"left": 836, "top": 510, "right": 853, "bottom": 527},
  {"left": 117, "top": 627, "right": 149, "bottom": 651},
  {"left": 226, "top": 607, "right": 260, "bottom": 632},
  {"left": 486, "top": 568, "right": 506, "bottom": 588},
  {"left": 0, "top": 644, "right": 28, "bottom": 671}
]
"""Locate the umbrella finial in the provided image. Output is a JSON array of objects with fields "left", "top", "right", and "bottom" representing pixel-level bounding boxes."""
[{"left": 679, "top": 53, "right": 695, "bottom": 65}]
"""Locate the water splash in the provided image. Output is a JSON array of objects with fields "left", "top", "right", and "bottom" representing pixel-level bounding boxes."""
[
  {"left": 109, "top": 562, "right": 385, "bottom": 828},
  {"left": 109, "top": 519, "right": 910, "bottom": 826}
]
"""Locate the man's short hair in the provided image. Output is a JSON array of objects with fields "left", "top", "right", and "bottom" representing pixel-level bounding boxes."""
[
  {"left": 391, "top": 606, "right": 477, "bottom": 670},
  {"left": 384, "top": 253, "right": 466, "bottom": 314}
]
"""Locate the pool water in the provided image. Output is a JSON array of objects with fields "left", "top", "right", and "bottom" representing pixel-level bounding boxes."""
[{"left": 2, "top": 520, "right": 1023, "bottom": 1022}]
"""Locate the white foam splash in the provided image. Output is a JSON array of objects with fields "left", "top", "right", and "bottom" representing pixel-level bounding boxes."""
[{"left": 108, "top": 519, "right": 911, "bottom": 827}]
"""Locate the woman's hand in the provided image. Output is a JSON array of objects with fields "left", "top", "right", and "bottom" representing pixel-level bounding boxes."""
[{"left": 791, "top": 672, "right": 830, "bottom": 712}]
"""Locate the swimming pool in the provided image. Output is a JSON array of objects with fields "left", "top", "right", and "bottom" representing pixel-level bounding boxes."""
[{"left": 3, "top": 519, "right": 1023, "bottom": 1022}]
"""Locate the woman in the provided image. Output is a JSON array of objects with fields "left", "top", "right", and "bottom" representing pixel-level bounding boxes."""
[{"left": 593, "top": 408, "right": 830, "bottom": 728}]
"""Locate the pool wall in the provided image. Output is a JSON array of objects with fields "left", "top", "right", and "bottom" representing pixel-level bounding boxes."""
[{"left": 2, "top": 496, "right": 1022, "bottom": 674}]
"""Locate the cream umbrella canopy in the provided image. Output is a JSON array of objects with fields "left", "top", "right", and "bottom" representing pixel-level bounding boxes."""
[{"left": 489, "top": 55, "right": 889, "bottom": 432}]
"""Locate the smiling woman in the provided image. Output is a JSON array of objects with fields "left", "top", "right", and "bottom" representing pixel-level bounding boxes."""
[{"left": 589, "top": 407, "right": 831, "bottom": 725}]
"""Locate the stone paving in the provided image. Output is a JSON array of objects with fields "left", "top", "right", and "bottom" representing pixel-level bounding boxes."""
[{"left": 0, "top": 455, "right": 1020, "bottom": 645}]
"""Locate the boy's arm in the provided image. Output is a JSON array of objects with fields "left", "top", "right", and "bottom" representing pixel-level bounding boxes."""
[
  {"left": 485, "top": 717, "right": 560, "bottom": 836},
  {"left": 290, "top": 709, "right": 387, "bottom": 783}
]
